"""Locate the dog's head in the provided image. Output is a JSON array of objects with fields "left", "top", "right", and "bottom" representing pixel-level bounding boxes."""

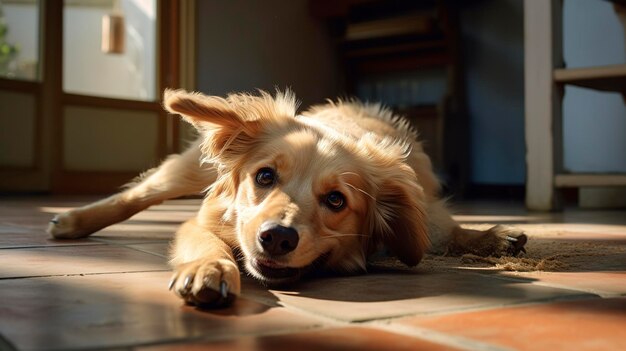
[{"left": 165, "top": 89, "right": 429, "bottom": 284}]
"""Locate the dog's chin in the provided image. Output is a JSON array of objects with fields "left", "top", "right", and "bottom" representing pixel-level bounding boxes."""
[
  {"left": 246, "top": 258, "right": 303, "bottom": 286},
  {"left": 245, "top": 253, "right": 330, "bottom": 286}
]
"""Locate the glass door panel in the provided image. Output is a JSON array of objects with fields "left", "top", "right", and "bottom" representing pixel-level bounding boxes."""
[
  {"left": 63, "top": 0, "right": 156, "bottom": 101},
  {"left": 0, "top": 0, "right": 40, "bottom": 80}
]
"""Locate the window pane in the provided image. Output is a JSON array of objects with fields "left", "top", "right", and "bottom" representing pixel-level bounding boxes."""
[
  {"left": 63, "top": 0, "right": 157, "bottom": 101},
  {"left": 0, "top": 0, "right": 40, "bottom": 81}
]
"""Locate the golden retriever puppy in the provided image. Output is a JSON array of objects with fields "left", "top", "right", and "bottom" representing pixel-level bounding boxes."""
[{"left": 48, "top": 89, "right": 527, "bottom": 307}]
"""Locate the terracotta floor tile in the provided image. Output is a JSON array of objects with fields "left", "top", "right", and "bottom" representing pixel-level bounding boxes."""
[
  {"left": 122, "top": 209, "right": 197, "bottom": 223},
  {"left": 397, "top": 297, "right": 626, "bottom": 351},
  {"left": 88, "top": 222, "right": 179, "bottom": 241},
  {"left": 1, "top": 197, "right": 624, "bottom": 350},
  {"left": 0, "top": 202, "right": 63, "bottom": 232},
  {"left": 88, "top": 204, "right": 196, "bottom": 241},
  {"left": 139, "top": 327, "right": 461, "bottom": 351},
  {"left": 0, "top": 245, "right": 169, "bottom": 278},
  {"left": 0, "top": 272, "right": 324, "bottom": 351},
  {"left": 0, "top": 215, "right": 58, "bottom": 232},
  {"left": 0, "top": 227, "right": 103, "bottom": 248},
  {"left": 0, "top": 197, "right": 197, "bottom": 244},
  {"left": 91, "top": 234, "right": 172, "bottom": 245},
  {"left": 507, "top": 271, "right": 626, "bottom": 296},
  {"left": 254, "top": 271, "right": 591, "bottom": 322}
]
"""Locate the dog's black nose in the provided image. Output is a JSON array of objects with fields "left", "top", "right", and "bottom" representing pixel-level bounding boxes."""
[{"left": 258, "top": 222, "right": 299, "bottom": 256}]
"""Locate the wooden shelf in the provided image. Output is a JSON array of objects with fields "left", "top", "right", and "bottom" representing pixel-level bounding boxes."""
[
  {"left": 555, "top": 174, "right": 626, "bottom": 188},
  {"left": 353, "top": 51, "right": 450, "bottom": 74},
  {"left": 344, "top": 40, "right": 446, "bottom": 59},
  {"left": 553, "top": 64, "right": 626, "bottom": 92},
  {"left": 345, "top": 15, "right": 435, "bottom": 41}
]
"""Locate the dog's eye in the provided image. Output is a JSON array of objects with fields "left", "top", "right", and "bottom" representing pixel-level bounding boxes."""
[
  {"left": 325, "top": 191, "right": 346, "bottom": 211},
  {"left": 255, "top": 167, "right": 276, "bottom": 187}
]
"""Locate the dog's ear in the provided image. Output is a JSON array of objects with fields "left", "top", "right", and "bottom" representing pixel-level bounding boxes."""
[
  {"left": 360, "top": 135, "right": 430, "bottom": 267},
  {"left": 163, "top": 89, "right": 263, "bottom": 159}
]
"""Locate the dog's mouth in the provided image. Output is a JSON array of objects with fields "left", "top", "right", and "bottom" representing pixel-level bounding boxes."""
[
  {"left": 247, "top": 253, "right": 330, "bottom": 285},
  {"left": 251, "top": 258, "right": 301, "bottom": 281}
]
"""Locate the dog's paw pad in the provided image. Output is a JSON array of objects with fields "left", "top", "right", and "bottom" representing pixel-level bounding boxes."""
[
  {"left": 170, "top": 259, "right": 240, "bottom": 308},
  {"left": 191, "top": 281, "right": 236, "bottom": 309}
]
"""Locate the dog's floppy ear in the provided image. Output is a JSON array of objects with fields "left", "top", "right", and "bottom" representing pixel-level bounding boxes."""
[
  {"left": 361, "top": 135, "right": 430, "bottom": 267},
  {"left": 163, "top": 89, "right": 262, "bottom": 159}
]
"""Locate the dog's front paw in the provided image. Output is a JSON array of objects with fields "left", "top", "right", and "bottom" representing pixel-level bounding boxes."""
[{"left": 169, "top": 258, "right": 241, "bottom": 308}]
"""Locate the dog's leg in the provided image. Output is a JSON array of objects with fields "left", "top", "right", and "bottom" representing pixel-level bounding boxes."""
[
  {"left": 48, "top": 139, "right": 215, "bottom": 239},
  {"left": 168, "top": 218, "right": 240, "bottom": 307},
  {"left": 427, "top": 200, "right": 527, "bottom": 257}
]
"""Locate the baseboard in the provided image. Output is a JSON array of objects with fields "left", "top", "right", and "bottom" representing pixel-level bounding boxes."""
[{"left": 461, "top": 183, "right": 525, "bottom": 200}]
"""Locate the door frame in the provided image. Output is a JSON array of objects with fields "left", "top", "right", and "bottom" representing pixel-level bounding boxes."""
[
  {"left": 53, "top": 0, "right": 182, "bottom": 193},
  {"left": 0, "top": 0, "right": 191, "bottom": 194}
]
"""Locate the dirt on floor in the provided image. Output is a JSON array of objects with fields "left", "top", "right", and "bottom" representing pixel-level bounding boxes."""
[{"left": 372, "top": 225, "right": 626, "bottom": 273}]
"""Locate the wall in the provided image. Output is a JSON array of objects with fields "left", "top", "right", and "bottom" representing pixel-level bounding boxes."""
[
  {"left": 459, "top": 0, "right": 526, "bottom": 185},
  {"left": 195, "top": 0, "right": 337, "bottom": 108},
  {"left": 562, "top": 0, "right": 626, "bottom": 173}
]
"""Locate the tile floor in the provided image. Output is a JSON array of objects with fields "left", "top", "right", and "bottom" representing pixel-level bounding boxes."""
[{"left": 0, "top": 197, "right": 624, "bottom": 351}]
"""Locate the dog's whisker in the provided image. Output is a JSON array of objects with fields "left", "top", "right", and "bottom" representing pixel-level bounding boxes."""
[{"left": 323, "top": 233, "right": 369, "bottom": 238}]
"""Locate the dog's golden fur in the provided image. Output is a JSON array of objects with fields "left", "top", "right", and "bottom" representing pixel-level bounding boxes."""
[{"left": 49, "top": 89, "right": 526, "bottom": 307}]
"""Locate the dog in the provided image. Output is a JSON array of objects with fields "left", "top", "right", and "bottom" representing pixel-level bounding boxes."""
[{"left": 48, "top": 89, "right": 527, "bottom": 307}]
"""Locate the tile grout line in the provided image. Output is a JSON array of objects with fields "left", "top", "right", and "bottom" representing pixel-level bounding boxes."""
[
  {"left": 91, "top": 238, "right": 170, "bottom": 245},
  {"left": 90, "top": 237, "right": 173, "bottom": 259},
  {"left": 239, "top": 292, "right": 356, "bottom": 326},
  {"left": 363, "top": 293, "right": 598, "bottom": 323},
  {"left": 120, "top": 244, "right": 169, "bottom": 259},
  {"left": 0, "top": 269, "right": 171, "bottom": 281},
  {"left": 467, "top": 270, "right": 625, "bottom": 299},
  {"left": 0, "top": 242, "right": 105, "bottom": 250}
]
